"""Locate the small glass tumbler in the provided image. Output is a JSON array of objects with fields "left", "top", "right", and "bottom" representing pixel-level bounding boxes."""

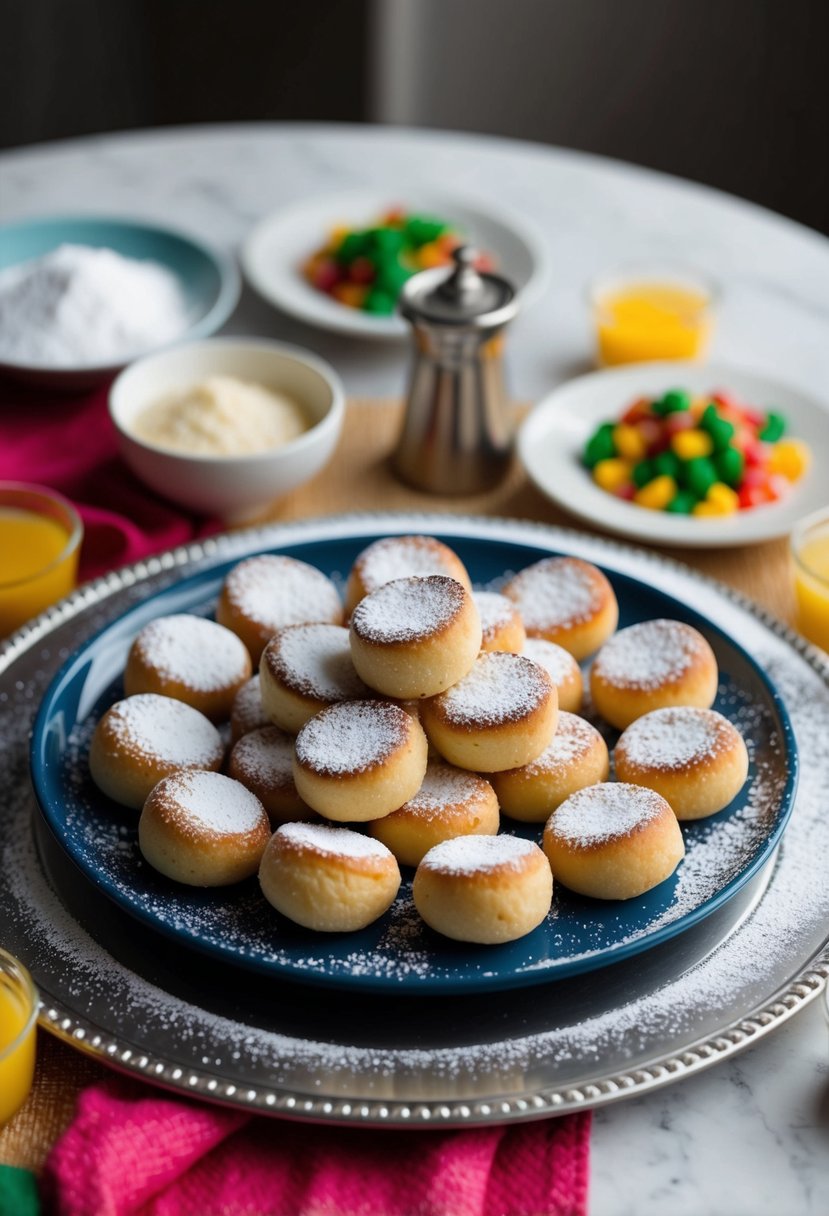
[
  {"left": 791, "top": 507, "right": 829, "bottom": 651},
  {"left": 589, "top": 263, "right": 719, "bottom": 367},
  {"left": 0, "top": 947, "right": 38, "bottom": 1125},
  {"left": 0, "top": 482, "right": 83, "bottom": 637}
]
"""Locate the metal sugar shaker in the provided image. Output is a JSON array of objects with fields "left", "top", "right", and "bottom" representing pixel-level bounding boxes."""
[{"left": 394, "top": 246, "right": 519, "bottom": 495}]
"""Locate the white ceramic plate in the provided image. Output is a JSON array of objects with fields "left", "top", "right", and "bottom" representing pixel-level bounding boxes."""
[
  {"left": 241, "top": 189, "right": 549, "bottom": 339},
  {"left": 519, "top": 361, "right": 829, "bottom": 547}
]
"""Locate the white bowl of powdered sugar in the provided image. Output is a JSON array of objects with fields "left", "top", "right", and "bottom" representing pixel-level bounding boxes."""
[
  {"left": 109, "top": 337, "right": 345, "bottom": 521},
  {"left": 0, "top": 216, "right": 239, "bottom": 389}
]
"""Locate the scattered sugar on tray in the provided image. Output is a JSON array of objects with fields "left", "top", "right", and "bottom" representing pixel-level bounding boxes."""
[
  {"left": 506, "top": 558, "right": 603, "bottom": 631},
  {"left": 522, "top": 712, "right": 602, "bottom": 775},
  {"left": 421, "top": 834, "right": 537, "bottom": 875},
  {"left": 402, "top": 763, "right": 492, "bottom": 820},
  {"left": 593, "top": 619, "right": 707, "bottom": 690},
  {"left": 351, "top": 575, "right": 465, "bottom": 644},
  {"left": 472, "top": 591, "right": 518, "bottom": 640},
  {"left": 104, "top": 694, "right": 222, "bottom": 765},
  {"left": 224, "top": 556, "right": 342, "bottom": 631},
  {"left": 295, "top": 700, "right": 408, "bottom": 775},
  {"left": 278, "top": 822, "right": 393, "bottom": 861},
  {"left": 617, "top": 707, "right": 731, "bottom": 769},
  {"left": 550, "top": 783, "right": 667, "bottom": 846},
  {"left": 356, "top": 536, "right": 461, "bottom": 592},
  {"left": 438, "top": 653, "right": 551, "bottom": 727},
  {"left": 230, "top": 726, "right": 295, "bottom": 785},
  {"left": 131, "top": 615, "right": 249, "bottom": 692},
  {"left": 522, "top": 637, "right": 580, "bottom": 686},
  {"left": 0, "top": 243, "right": 191, "bottom": 367},
  {"left": 271, "top": 624, "right": 368, "bottom": 700},
  {"left": 154, "top": 771, "right": 265, "bottom": 836}
]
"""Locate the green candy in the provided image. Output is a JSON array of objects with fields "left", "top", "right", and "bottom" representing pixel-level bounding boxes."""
[
  {"left": 699, "top": 404, "right": 735, "bottom": 451},
  {"left": 632, "top": 459, "right": 655, "bottom": 488},
  {"left": 336, "top": 231, "right": 370, "bottom": 264},
  {"left": 584, "top": 423, "right": 616, "bottom": 468},
  {"left": 368, "top": 227, "right": 405, "bottom": 257},
  {"left": 666, "top": 490, "right": 698, "bottom": 514},
  {"left": 364, "top": 288, "right": 396, "bottom": 315},
  {"left": 714, "top": 445, "right": 745, "bottom": 487},
  {"left": 653, "top": 450, "right": 682, "bottom": 480},
  {"left": 375, "top": 256, "right": 412, "bottom": 296},
  {"left": 653, "top": 388, "right": 692, "bottom": 416},
  {"left": 759, "top": 411, "right": 786, "bottom": 442},
  {"left": 404, "top": 216, "right": 450, "bottom": 247},
  {"left": 682, "top": 456, "right": 718, "bottom": 498}
]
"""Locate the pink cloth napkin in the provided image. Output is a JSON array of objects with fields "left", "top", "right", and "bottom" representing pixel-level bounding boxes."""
[
  {"left": 42, "top": 1080, "right": 591, "bottom": 1216},
  {"left": 0, "top": 381, "right": 219, "bottom": 580}
]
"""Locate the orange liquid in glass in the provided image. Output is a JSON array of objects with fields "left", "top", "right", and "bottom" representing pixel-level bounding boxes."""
[
  {"left": 0, "top": 976, "right": 36, "bottom": 1124},
  {"left": 596, "top": 283, "right": 712, "bottom": 366},
  {"left": 794, "top": 534, "right": 829, "bottom": 651},
  {"left": 0, "top": 507, "right": 78, "bottom": 635}
]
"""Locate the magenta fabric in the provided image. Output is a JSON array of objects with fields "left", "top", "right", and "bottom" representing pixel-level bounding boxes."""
[
  {"left": 42, "top": 1081, "right": 591, "bottom": 1216},
  {"left": 0, "top": 381, "right": 219, "bottom": 580}
]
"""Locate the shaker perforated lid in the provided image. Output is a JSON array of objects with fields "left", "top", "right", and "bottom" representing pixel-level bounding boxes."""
[{"left": 399, "top": 246, "right": 518, "bottom": 329}]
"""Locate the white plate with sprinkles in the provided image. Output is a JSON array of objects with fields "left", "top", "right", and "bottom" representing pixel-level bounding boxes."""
[{"left": 29, "top": 525, "right": 796, "bottom": 994}]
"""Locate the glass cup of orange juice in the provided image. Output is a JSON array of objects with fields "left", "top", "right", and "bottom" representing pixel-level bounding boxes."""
[
  {"left": 0, "top": 947, "right": 38, "bottom": 1125},
  {"left": 791, "top": 508, "right": 829, "bottom": 651},
  {"left": 0, "top": 483, "right": 83, "bottom": 637},
  {"left": 589, "top": 264, "right": 719, "bottom": 367}
]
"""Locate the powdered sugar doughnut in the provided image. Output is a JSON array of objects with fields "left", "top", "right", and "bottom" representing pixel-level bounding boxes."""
[
  {"left": 138, "top": 770, "right": 271, "bottom": 886},
  {"left": 543, "top": 782, "right": 685, "bottom": 900},
  {"left": 590, "top": 619, "right": 718, "bottom": 730},
  {"left": 420, "top": 652, "right": 557, "bottom": 772},
  {"left": 413, "top": 835, "right": 553, "bottom": 944},
  {"left": 259, "top": 624, "right": 370, "bottom": 733},
  {"left": 293, "top": 700, "right": 428, "bottom": 822},
  {"left": 345, "top": 535, "right": 472, "bottom": 616},
  {"left": 227, "top": 725, "right": 315, "bottom": 824},
  {"left": 217, "top": 555, "right": 343, "bottom": 664},
  {"left": 124, "top": 614, "right": 252, "bottom": 723},
  {"left": 472, "top": 590, "right": 526, "bottom": 654},
  {"left": 230, "top": 676, "right": 269, "bottom": 743},
  {"left": 503, "top": 557, "right": 618, "bottom": 659},
  {"left": 491, "top": 712, "right": 609, "bottom": 822},
  {"left": 522, "top": 637, "right": 583, "bottom": 713},
  {"left": 614, "top": 707, "right": 749, "bottom": 820},
  {"left": 259, "top": 822, "right": 401, "bottom": 931},
  {"left": 349, "top": 575, "right": 482, "bottom": 699},
  {"left": 89, "top": 694, "right": 224, "bottom": 810},
  {"left": 369, "top": 762, "right": 499, "bottom": 866}
]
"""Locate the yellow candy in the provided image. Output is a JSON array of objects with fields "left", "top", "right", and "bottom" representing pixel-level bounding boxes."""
[
  {"left": 417, "top": 241, "right": 449, "bottom": 269},
  {"left": 593, "top": 458, "right": 633, "bottom": 492},
  {"left": 768, "top": 439, "right": 811, "bottom": 482},
  {"left": 326, "top": 224, "right": 350, "bottom": 252},
  {"left": 706, "top": 482, "right": 739, "bottom": 513},
  {"left": 612, "top": 424, "right": 647, "bottom": 462},
  {"left": 692, "top": 501, "right": 725, "bottom": 517},
  {"left": 671, "top": 429, "right": 714, "bottom": 461},
  {"left": 634, "top": 475, "right": 677, "bottom": 510}
]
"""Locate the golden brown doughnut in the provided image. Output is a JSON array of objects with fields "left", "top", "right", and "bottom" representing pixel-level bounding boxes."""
[
  {"left": 613, "top": 706, "right": 749, "bottom": 820},
  {"left": 227, "top": 725, "right": 315, "bottom": 824},
  {"left": 259, "top": 623, "right": 370, "bottom": 734},
  {"left": 503, "top": 557, "right": 618, "bottom": 659},
  {"left": 229, "top": 675, "right": 270, "bottom": 743},
  {"left": 522, "top": 637, "right": 584, "bottom": 713},
  {"left": 472, "top": 590, "right": 527, "bottom": 653},
  {"left": 345, "top": 535, "right": 472, "bottom": 616},
  {"left": 490, "top": 712, "right": 610, "bottom": 822}
]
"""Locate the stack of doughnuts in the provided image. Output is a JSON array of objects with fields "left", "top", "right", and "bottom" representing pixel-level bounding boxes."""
[{"left": 86, "top": 533, "right": 750, "bottom": 948}]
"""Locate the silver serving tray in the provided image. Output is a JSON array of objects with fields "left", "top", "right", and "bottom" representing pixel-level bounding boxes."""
[{"left": 1, "top": 513, "right": 828, "bottom": 1127}]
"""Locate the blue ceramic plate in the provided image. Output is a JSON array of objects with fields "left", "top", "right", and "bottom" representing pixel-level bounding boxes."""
[
  {"left": 0, "top": 215, "right": 240, "bottom": 388},
  {"left": 31, "top": 531, "right": 797, "bottom": 994}
]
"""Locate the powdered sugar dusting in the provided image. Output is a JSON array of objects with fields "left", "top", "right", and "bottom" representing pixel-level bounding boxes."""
[
  {"left": 230, "top": 676, "right": 269, "bottom": 740},
  {"left": 149, "top": 770, "right": 266, "bottom": 837},
  {"left": 505, "top": 557, "right": 608, "bottom": 632},
  {"left": 99, "top": 694, "right": 223, "bottom": 766},
  {"left": 277, "top": 821, "right": 393, "bottom": 862},
  {"left": 473, "top": 591, "right": 521, "bottom": 644},
  {"left": 420, "top": 833, "right": 538, "bottom": 875},
  {"left": 435, "top": 652, "right": 552, "bottom": 727},
  {"left": 355, "top": 536, "right": 467, "bottom": 594},
  {"left": 223, "top": 556, "right": 342, "bottom": 632},
  {"left": 351, "top": 576, "right": 466, "bottom": 645},
  {"left": 592, "top": 619, "right": 712, "bottom": 690},
  {"left": 521, "top": 712, "right": 605, "bottom": 775},
  {"left": 130, "top": 615, "right": 249, "bottom": 693},
  {"left": 549, "top": 782, "right": 669, "bottom": 846},
  {"left": 265, "top": 624, "right": 368, "bottom": 701},
  {"left": 295, "top": 700, "right": 409, "bottom": 775},
  {"left": 523, "top": 637, "right": 581, "bottom": 688},
  {"left": 616, "top": 707, "right": 737, "bottom": 770},
  {"left": 229, "top": 726, "right": 295, "bottom": 788},
  {"left": 402, "top": 763, "right": 493, "bottom": 821}
]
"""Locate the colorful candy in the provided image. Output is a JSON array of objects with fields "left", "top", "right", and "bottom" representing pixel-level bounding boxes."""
[
  {"left": 583, "top": 388, "right": 810, "bottom": 516},
  {"left": 302, "top": 208, "right": 494, "bottom": 315}
]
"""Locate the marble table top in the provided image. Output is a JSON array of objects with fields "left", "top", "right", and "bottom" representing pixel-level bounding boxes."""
[{"left": 2, "top": 122, "right": 828, "bottom": 1214}]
